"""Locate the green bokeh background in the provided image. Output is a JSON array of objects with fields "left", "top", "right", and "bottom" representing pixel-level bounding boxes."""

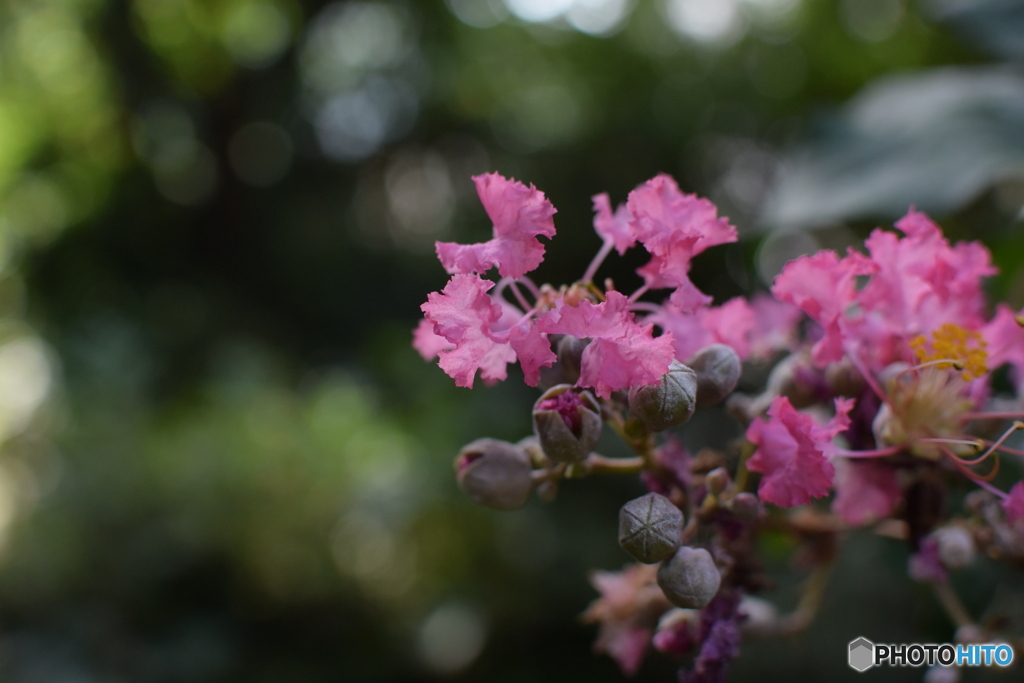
[{"left": 0, "top": 0, "right": 1022, "bottom": 681}]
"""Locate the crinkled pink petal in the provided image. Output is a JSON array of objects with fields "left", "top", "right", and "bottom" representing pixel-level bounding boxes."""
[
  {"left": 626, "top": 174, "right": 737, "bottom": 257},
  {"left": 626, "top": 175, "right": 736, "bottom": 314},
  {"left": 772, "top": 249, "right": 877, "bottom": 366},
  {"left": 748, "top": 293, "right": 802, "bottom": 360},
  {"left": 1003, "top": 482, "right": 1024, "bottom": 524},
  {"left": 508, "top": 322, "right": 556, "bottom": 387},
  {"left": 435, "top": 172, "right": 556, "bottom": 278},
  {"left": 593, "top": 193, "right": 635, "bottom": 255},
  {"left": 421, "top": 273, "right": 516, "bottom": 388},
  {"left": 538, "top": 291, "right": 675, "bottom": 398},
  {"left": 984, "top": 304, "right": 1024, "bottom": 385},
  {"left": 832, "top": 458, "right": 901, "bottom": 526},
  {"left": 858, "top": 209, "right": 995, "bottom": 344},
  {"left": 412, "top": 318, "right": 454, "bottom": 360},
  {"left": 746, "top": 396, "right": 853, "bottom": 508}
]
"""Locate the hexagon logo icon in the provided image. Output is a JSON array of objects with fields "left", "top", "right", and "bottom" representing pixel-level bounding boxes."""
[{"left": 848, "top": 637, "right": 875, "bottom": 672}]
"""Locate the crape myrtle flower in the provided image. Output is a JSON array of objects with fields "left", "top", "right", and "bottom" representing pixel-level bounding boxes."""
[
  {"left": 745, "top": 396, "right": 854, "bottom": 508},
  {"left": 435, "top": 172, "right": 556, "bottom": 278}
]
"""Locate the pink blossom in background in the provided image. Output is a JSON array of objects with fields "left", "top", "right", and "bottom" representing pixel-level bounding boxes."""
[
  {"left": 653, "top": 298, "right": 755, "bottom": 362},
  {"left": 984, "top": 304, "right": 1024, "bottom": 388},
  {"left": 832, "top": 458, "right": 902, "bottom": 526},
  {"left": 746, "top": 396, "right": 854, "bottom": 507},
  {"left": 1003, "top": 482, "right": 1024, "bottom": 524},
  {"left": 592, "top": 193, "right": 636, "bottom": 255},
  {"left": 772, "top": 249, "right": 876, "bottom": 366},
  {"left": 435, "top": 173, "right": 556, "bottom": 278}
]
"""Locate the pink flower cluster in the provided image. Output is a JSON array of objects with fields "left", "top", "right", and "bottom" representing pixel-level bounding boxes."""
[{"left": 415, "top": 172, "right": 797, "bottom": 398}]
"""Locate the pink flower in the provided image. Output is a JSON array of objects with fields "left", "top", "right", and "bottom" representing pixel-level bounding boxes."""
[
  {"left": 420, "top": 274, "right": 519, "bottom": 388},
  {"left": 1003, "top": 482, "right": 1024, "bottom": 524},
  {"left": 412, "top": 318, "right": 454, "bottom": 360},
  {"left": 627, "top": 174, "right": 736, "bottom": 257},
  {"left": 984, "top": 304, "right": 1024, "bottom": 389},
  {"left": 748, "top": 293, "right": 802, "bottom": 360},
  {"left": 831, "top": 458, "right": 901, "bottom": 526},
  {"left": 593, "top": 193, "right": 635, "bottom": 255},
  {"left": 858, "top": 209, "right": 995, "bottom": 344},
  {"left": 582, "top": 563, "right": 668, "bottom": 676},
  {"left": 745, "top": 396, "right": 854, "bottom": 508},
  {"left": 772, "top": 250, "right": 876, "bottom": 366},
  {"left": 626, "top": 175, "right": 737, "bottom": 313},
  {"left": 538, "top": 291, "right": 675, "bottom": 399},
  {"left": 652, "top": 298, "right": 755, "bottom": 362},
  {"left": 435, "top": 173, "right": 556, "bottom": 278}
]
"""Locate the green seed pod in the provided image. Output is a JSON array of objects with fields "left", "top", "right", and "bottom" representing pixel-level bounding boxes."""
[
  {"left": 455, "top": 438, "right": 533, "bottom": 511},
  {"left": 532, "top": 385, "right": 602, "bottom": 463},
  {"left": 687, "top": 344, "right": 741, "bottom": 406},
  {"left": 618, "top": 492, "right": 684, "bottom": 563},
  {"left": 657, "top": 546, "right": 721, "bottom": 609},
  {"left": 628, "top": 360, "right": 697, "bottom": 432}
]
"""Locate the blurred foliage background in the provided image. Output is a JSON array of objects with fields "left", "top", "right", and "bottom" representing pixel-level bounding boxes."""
[{"left": 0, "top": 0, "right": 1022, "bottom": 681}]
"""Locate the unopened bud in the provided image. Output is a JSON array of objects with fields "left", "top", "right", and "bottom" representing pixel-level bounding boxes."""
[
  {"left": 455, "top": 438, "right": 533, "bottom": 511},
  {"left": 532, "top": 385, "right": 602, "bottom": 463},
  {"left": 934, "top": 526, "right": 975, "bottom": 570},
  {"left": 619, "top": 492, "right": 684, "bottom": 563},
  {"left": 728, "top": 492, "right": 761, "bottom": 520},
  {"left": 657, "top": 546, "right": 721, "bottom": 609},
  {"left": 557, "top": 336, "right": 590, "bottom": 384},
  {"left": 924, "top": 664, "right": 961, "bottom": 683},
  {"left": 687, "top": 344, "right": 741, "bottom": 406},
  {"left": 705, "top": 467, "right": 730, "bottom": 495},
  {"left": 628, "top": 360, "right": 697, "bottom": 432}
]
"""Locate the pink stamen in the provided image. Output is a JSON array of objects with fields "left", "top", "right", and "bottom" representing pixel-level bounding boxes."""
[{"left": 538, "top": 390, "right": 586, "bottom": 435}]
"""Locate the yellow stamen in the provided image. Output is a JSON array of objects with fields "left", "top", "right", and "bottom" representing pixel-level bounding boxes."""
[{"left": 910, "top": 323, "right": 988, "bottom": 381}]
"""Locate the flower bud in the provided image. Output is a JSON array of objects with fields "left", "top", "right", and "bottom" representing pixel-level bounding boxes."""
[
  {"left": 934, "top": 526, "right": 975, "bottom": 570},
  {"left": 455, "top": 438, "right": 533, "bottom": 511},
  {"left": 657, "top": 546, "right": 721, "bottom": 609},
  {"left": 557, "top": 335, "right": 590, "bottom": 384},
  {"left": 628, "top": 360, "right": 697, "bottom": 432},
  {"left": 705, "top": 467, "right": 730, "bottom": 496},
  {"left": 619, "top": 492, "right": 685, "bottom": 563},
  {"left": 728, "top": 492, "right": 761, "bottom": 520},
  {"left": 687, "top": 344, "right": 741, "bottom": 406},
  {"left": 532, "top": 385, "right": 602, "bottom": 463}
]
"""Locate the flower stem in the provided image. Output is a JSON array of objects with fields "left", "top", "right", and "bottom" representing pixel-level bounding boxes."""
[
  {"left": 582, "top": 239, "right": 614, "bottom": 284},
  {"left": 583, "top": 453, "right": 646, "bottom": 475},
  {"left": 932, "top": 580, "right": 974, "bottom": 629}
]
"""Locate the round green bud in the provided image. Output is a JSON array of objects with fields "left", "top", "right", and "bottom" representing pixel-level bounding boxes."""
[
  {"left": 628, "top": 360, "right": 697, "bottom": 432},
  {"left": 687, "top": 344, "right": 741, "bottom": 406},
  {"left": 657, "top": 546, "right": 721, "bottom": 609},
  {"left": 532, "top": 385, "right": 602, "bottom": 463},
  {"left": 557, "top": 335, "right": 590, "bottom": 384},
  {"left": 618, "top": 492, "right": 684, "bottom": 563},
  {"left": 455, "top": 438, "right": 533, "bottom": 511}
]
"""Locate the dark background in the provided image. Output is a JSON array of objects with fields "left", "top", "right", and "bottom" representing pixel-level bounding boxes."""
[{"left": 0, "top": 0, "right": 1022, "bottom": 680}]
